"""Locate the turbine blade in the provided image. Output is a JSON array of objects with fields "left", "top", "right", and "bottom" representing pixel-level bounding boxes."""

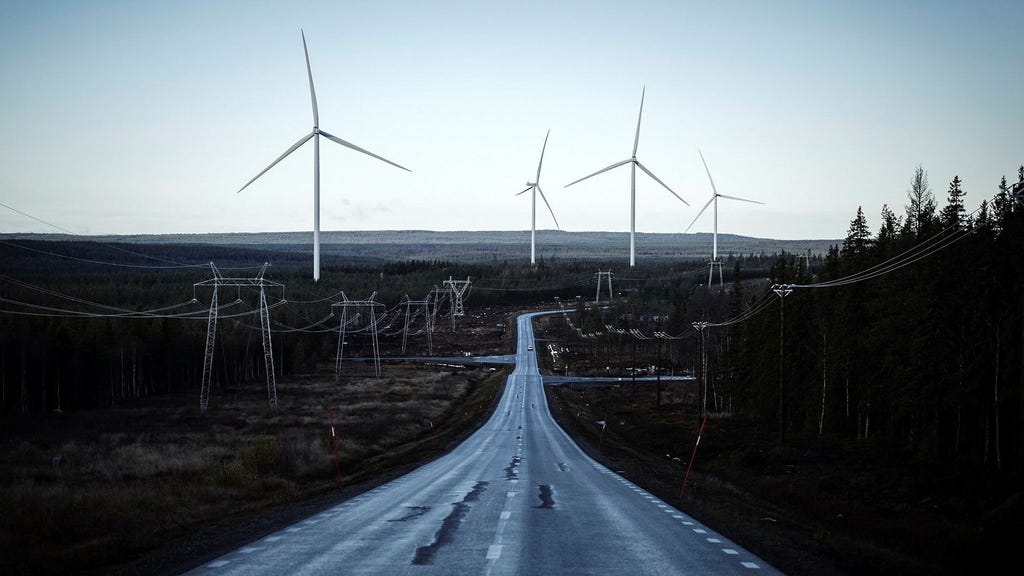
[
  {"left": 718, "top": 193, "right": 765, "bottom": 205},
  {"left": 536, "top": 129, "right": 550, "bottom": 182},
  {"left": 237, "top": 131, "right": 315, "bottom": 193},
  {"left": 319, "top": 130, "right": 412, "bottom": 172},
  {"left": 537, "top": 185, "right": 560, "bottom": 230},
  {"left": 684, "top": 195, "right": 716, "bottom": 232},
  {"left": 632, "top": 86, "right": 645, "bottom": 156},
  {"left": 516, "top": 185, "right": 533, "bottom": 196},
  {"left": 564, "top": 158, "right": 631, "bottom": 188},
  {"left": 301, "top": 30, "right": 319, "bottom": 128},
  {"left": 697, "top": 148, "right": 718, "bottom": 197},
  {"left": 635, "top": 160, "right": 689, "bottom": 205}
]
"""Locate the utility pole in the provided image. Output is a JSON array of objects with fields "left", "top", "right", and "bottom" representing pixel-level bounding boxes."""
[
  {"left": 654, "top": 332, "right": 665, "bottom": 408},
  {"left": 773, "top": 284, "right": 793, "bottom": 443},
  {"left": 194, "top": 262, "right": 282, "bottom": 412},
  {"left": 692, "top": 322, "right": 709, "bottom": 416}
]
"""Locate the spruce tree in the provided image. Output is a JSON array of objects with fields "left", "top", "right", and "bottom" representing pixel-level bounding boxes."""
[{"left": 940, "top": 175, "right": 966, "bottom": 229}]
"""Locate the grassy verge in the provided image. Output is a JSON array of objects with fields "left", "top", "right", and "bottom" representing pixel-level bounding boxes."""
[
  {"left": 545, "top": 382, "right": 1021, "bottom": 576},
  {"left": 0, "top": 362, "right": 509, "bottom": 576}
]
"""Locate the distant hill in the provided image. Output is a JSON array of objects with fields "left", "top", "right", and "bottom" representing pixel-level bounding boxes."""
[{"left": 0, "top": 230, "right": 839, "bottom": 264}]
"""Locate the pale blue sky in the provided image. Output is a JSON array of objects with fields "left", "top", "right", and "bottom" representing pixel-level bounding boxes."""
[{"left": 1, "top": 0, "right": 1021, "bottom": 239}]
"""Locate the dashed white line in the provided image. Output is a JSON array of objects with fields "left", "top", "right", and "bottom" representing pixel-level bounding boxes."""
[
  {"left": 285, "top": 527, "right": 302, "bottom": 533},
  {"left": 706, "top": 538, "right": 721, "bottom": 543},
  {"left": 741, "top": 561, "right": 761, "bottom": 569},
  {"left": 507, "top": 491, "right": 516, "bottom": 497},
  {"left": 207, "top": 560, "right": 230, "bottom": 568},
  {"left": 486, "top": 544, "right": 503, "bottom": 559},
  {"left": 239, "top": 546, "right": 262, "bottom": 554},
  {"left": 500, "top": 511, "right": 511, "bottom": 520},
  {"left": 692, "top": 528, "right": 707, "bottom": 534},
  {"left": 264, "top": 536, "right": 282, "bottom": 542},
  {"left": 671, "top": 515, "right": 684, "bottom": 519},
  {"left": 723, "top": 548, "right": 739, "bottom": 555}
]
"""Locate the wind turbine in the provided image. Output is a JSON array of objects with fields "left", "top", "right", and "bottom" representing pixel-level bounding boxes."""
[
  {"left": 686, "top": 148, "right": 764, "bottom": 287},
  {"left": 517, "top": 129, "right": 560, "bottom": 265},
  {"left": 237, "top": 30, "right": 410, "bottom": 282},
  {"left": 565, "top": 87, "right": 688, "bottom": 267}
]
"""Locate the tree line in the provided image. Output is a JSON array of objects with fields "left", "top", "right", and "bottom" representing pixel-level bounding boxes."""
[{"left": 718, "top": 166, "right": 1023, "bottom": 468}]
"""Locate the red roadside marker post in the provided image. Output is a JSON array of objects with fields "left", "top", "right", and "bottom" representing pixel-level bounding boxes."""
[
  {"left": 328, "top": 406, "right": 343, "bottom": 494},
  {"left": 679, "top": 414, "right": 709, "bottom": 498}
]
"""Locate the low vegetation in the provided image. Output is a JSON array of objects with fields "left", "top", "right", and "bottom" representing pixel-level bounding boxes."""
[{"left": 0, "top": 362, "right": 509, "bottom": 576}]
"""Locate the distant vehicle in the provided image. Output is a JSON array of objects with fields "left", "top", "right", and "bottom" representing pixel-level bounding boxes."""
[{"left": 527, "top": 345, "right": 534, "bottom": 351}]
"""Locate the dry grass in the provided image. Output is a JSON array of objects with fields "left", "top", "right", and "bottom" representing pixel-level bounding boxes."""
[{"left": 0, "top": 362, "right": 507, "bottom": 576}]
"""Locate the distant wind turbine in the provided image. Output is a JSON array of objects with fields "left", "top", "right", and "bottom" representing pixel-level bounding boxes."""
[
  {"left": 237, "top": 30, "right": 410, "bottom": 282},
  {"left": 517, "top": 129, "right": 560, "bottom": 265},
  {"left": 686, "top": 148, "right": 764, "bottom": 287},
  {"left": 565, "top": 87, "right": 688, "bottom": 267}
]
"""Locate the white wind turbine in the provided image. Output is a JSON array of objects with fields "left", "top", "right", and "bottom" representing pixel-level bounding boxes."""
[
  {"left": 517, "top": 129, "right": 560, "bottom": 265},
  {"left": 565, "top": 87, "right": 688, "bottom": 267},
  {"left": 686, "top": 148, "right": 764, "bottom": 287},
  {"left": 237, "top": 30, "right": 410, "bottom": 282}
]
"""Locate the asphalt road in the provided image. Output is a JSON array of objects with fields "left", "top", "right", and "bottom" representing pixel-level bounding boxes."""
[{"left": 184, "top": 311, "right": 781, "bottom": 575}]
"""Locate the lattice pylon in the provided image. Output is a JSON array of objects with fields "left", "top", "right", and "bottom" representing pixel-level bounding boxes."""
[
  {"left": 195, "top": 263, "right": 283, "bottom": 412},
  {"left": 333, "top": 291, "right": 384, "bottom": 381},
  {"left": 594, "top": 270, "right": 614, "bottom": 303}
]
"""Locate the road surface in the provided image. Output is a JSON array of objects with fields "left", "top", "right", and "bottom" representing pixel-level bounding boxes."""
[{"left": 185, "top": 311, "right": 781, "bottom": 575}]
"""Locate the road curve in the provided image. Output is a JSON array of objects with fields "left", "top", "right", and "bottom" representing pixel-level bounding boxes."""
[{"left": 184, "top": 311, "right": 781, "bottom": 575}]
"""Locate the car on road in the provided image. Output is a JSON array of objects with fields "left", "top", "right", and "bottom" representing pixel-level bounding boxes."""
[{"left": 527, "top": 344, "right": 534, "bottom": 351}]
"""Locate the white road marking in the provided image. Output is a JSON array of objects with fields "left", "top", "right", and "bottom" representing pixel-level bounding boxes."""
[
  {"left": 507, "top": 491, "right": 516, "bottom": 497},
  {"left": 264, "top": 536, "right": 282, "bottom": 542},
  {"left": 285, "top": 527, "right": 302, "bottom": 533},
  {"left": 706, "top": 538, "right": 721, "bottom": 543},
  {"left": 682, "top": 521, "right": 694, "bottom": 525},
  {"left": 500, "top": 511, "right": 511, "bottom": 519},
  {"left": 208, "top": 560, "right": 230, "bottom": 568},
  {"left": 486, "top": 544, "right": 503, "bottom": 559},
  {"left": 741, "top": 561, "right": 761, "bottom": 569},
  {"left": 672, "top": 515, "right": 684, "bottom": 519},
  {"left": 693, "top": 528, "right": 707, "bottom": 534},
  {"left": 239, "top": 546, "right": 262, "bottom": 554},
  {"left": 723, "top": 548, "right": 739, "bottom": 555}
]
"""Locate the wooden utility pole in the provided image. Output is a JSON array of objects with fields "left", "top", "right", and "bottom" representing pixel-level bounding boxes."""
[{"left": 773, "top": 286, "right": 793, "bottom": 444}]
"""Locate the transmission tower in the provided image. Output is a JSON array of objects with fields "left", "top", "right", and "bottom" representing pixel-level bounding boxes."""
[
  {"left": 194, "top": 262, "right": 283, "bottom": 412},
  {"left": 594, "top": 270, "right": 614, "bottom": 303},
  {"left": 708, "top": 259, "right": 723, "bottom": 289},
  {"left": 333, "top": 291, "right": 384, "bottom": 381},
  {"left": 401, "top": 293, "right": 433, "bottom": 355},
  {"left": 443, "top": 276, "right": 471, "bottom": 330},
  {"left": 429, "top": 285, "right": 443, "bottom": 332}
]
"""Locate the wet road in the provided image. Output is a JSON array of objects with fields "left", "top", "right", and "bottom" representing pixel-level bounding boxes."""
[{"left": 184, "top": 311, "right": 781, "bottom": 575}]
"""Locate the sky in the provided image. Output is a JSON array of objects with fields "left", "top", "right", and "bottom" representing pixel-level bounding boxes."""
[{"left": 1, "top": 0, "right": 1021, "bottom": 240}]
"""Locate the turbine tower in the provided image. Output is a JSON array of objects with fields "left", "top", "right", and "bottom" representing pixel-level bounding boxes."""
[
  {"left": 565, "top": 87, "right": 688, "bottom": 267},
  {"left": 686, "top": 148, "right": 764, "bottom": 287},
  {"left": 237, "top": 30, "right": 410, "bottom": 282},
  {"left": 517, "top": 129, "right": 560, "bottom": 265}
]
